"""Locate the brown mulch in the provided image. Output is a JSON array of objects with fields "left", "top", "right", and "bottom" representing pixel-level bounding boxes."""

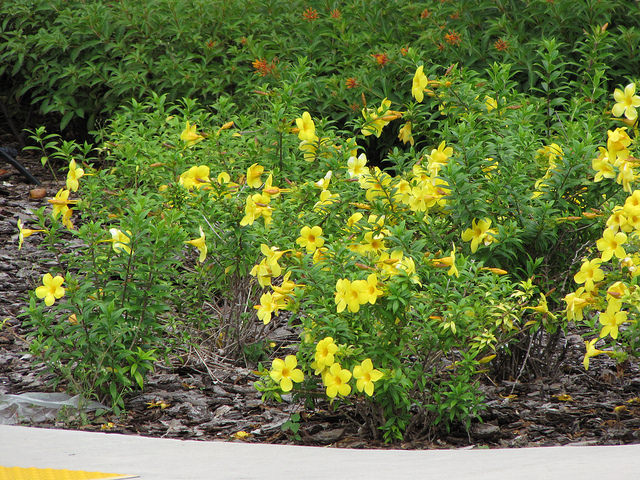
[{"left": 2, "top": 133, "right": 640, "bottom": 449}]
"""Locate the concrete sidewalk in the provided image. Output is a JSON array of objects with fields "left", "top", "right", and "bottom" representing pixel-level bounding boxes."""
[{"left": 1, "top": 424, "right": 638, "bottom": 479}]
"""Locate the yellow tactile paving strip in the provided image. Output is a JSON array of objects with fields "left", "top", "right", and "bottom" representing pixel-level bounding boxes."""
[{"left": 0, "top": 466, "right": 135, "bottom": 480}]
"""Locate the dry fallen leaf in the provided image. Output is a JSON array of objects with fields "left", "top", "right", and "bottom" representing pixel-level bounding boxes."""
[{"left": 554, "top": 394, "right": 573, "bottom": 402}]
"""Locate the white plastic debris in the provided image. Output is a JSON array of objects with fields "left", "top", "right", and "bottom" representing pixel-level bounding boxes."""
[{"left": 0, "top": 392, "right": 106, "bottom": 425}]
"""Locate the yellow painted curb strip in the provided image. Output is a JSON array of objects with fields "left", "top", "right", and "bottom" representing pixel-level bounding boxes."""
[{"left": 0, "top": 466, "right": 136, "bottom": 480}]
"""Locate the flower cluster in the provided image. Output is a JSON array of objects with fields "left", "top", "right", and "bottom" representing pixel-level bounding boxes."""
[
  {"left": 563, "top": 84, "right": 640, "bottom": 369},
  {"left": 269, "top": 337, "right": 384, "bottom": 399}
]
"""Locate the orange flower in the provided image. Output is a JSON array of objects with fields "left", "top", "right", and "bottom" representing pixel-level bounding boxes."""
[
  {"left": 372, "top": 53, "right": 389, "bottom": 66},
  {"left": 444, "top": 30, "right": 461, "bottom": 46},
  {"left": 494, "top": 38, "right": 509, "bottom": 51},
  {"left": 330, "top": 8, "right": 341, "bottom": 19},
  {"left": 303, "top": 7, "right": 318, "bottom": 21},
  {"left": 252, "top": 58, "right": 275, "bottom": 77},
  {"left": 346, "top": 77, "right": 358, "bottom": 89},
  {"left": 420, "top": 8, "right": 430, "bottom": 18}
]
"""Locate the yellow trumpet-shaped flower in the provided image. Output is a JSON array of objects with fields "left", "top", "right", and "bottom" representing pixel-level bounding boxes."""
[
  {"left": 296, "top": 225, "right": 324, "bottom": 253},
  {"left": 334, "top": 278, "right": 367, "bottom": 313},
  {"left": 314, "top": 337, "right": 338, "bottom": 373},
  {"left": 184, "top": 226, "right": 207, "bottom": 262},
  {"left": 48, "top": 188, "right": 77, "bottom": 220},
  {"left": 179, "top": 165, "right": 211, "bottom": 190},
  {"left": 254, "top": 292, "right": 282, "bottom": 325},
  {"left": 35, "top": 273, "right": 65, "bottom": 306},
  {"left": 17, "top": 219, "right": 46, "bottom": 250},
  {"left": 412, "top": 65, "right": 428, "bottom": 103},
  {"left": 295, "top": 112, "right": 318, "bottom": 142},
  {"left": 246, "top": 163, "right": 265, "bottom": 188},
  {"left": 347, "top": 153, "right": 369, "bottom": 178},
  {"left": 461, "top": 218, "right": 494, "bottom": 253},
  {"left": 431, "top": 244, "right": 459, "bottom": 278},
  {"left": 596, "top": 228, "right": 627, "bottom": 262},
  {"left": 180, "top": 121, "right": 204, "bottom": 146},
  {"left": 583, "top": 338, "right": 605, "bottom": 370},
  {"left": 564, "top": 287, "right": 589, "bottom": 322},
  {"left": 353, "top": 358, "right": 383, "bottom": 396},
  {"left": 66, "top": 159, "right": 85, "bottom": 192},
  {"left": 574, "top": 258, "right": 604, "bottom": 292},
  {"left": 398, "top": 122, "right": 414, "bottom": 146},
  {"left": 109, "top": 228, "right": 132, "bottom": 255},
  {"left": 599, "top": 300, "right": 627, "bottom": 340},
  {"left": 612, "top": 83, "right": 640, "bottom": 121},
  {"left": 324, "top": 363, "right": 352, "bottom": 398},
  {"left": 269, "top": 355, "right": 304, "bottom": 392}
]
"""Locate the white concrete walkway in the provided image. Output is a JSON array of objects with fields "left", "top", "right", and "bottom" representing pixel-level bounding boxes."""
[{"left": 1, "top": 425, "right": 637, "bottom": 479}]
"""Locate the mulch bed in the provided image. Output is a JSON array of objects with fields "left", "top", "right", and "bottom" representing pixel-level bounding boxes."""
[{"left": 2, "top": 132, "right": 640, "bottom": 449}]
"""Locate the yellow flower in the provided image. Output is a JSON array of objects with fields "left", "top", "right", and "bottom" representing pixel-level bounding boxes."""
[
  {"left": 254, "top": 292, "right": 281, "bottom": 325},
  {"left": 61, "top": 208, "right": 74, "bottom": 230},
  {"left": 109, "top": 228, "right": 132, "bottom": 255},
  {"left": 35, "top": 273, "right": 65, "bottom": 306},
  {"left": 592, "top": 147, "right": 615, "bottom": 182},
  {"left": 269, "top": 355, "right": 304, "bottom": 392},
  {"left": 583, "top": 338, "right": 605, "bottom": 370},
  {"left": 564, "top": 287, "right": 589, "bottom": 321},
  {"left": 461, "top": 218, "right": 493, "bottom": 253},
  {"left": 359, "top": 273, "right": 383, "bottom": 305},
  {"left": 314, "top": 170, "right": 332, "bottom": 190},
  {"left": 48, "top": 188, "right": 76, "bottom": 219},
  {"left": 361, "top": 98, "right": 396, "bottom": 137},
  {"left": 184, "top": 226, "right": 207, "bottom": 262},
  {"left": 240, "top": 193, "right": 272, "bottom": 227},
  {"left": 596, "top": 228, "right": 627, "bottom": 262},
  {"left": 524, "top": 293, "right": 556, "bottom": 319},
  {"left": 296, "top": 225, "right": 324, "bottom": 253},
  {"left": 599, "top": 300, "right": 627, "bottom": 340},
  {"left": 607, "top": 281, "right": 629, "bottom": 301},
  {"left": 408, "top": 182, "right": 438, "bottom": 212},
  {"left": 616, "top": 163, "right": 635, "bottom": 193},
  {"left": 607, "top": 127, "right": 631, "bottom": 164},
  {"left": 262, "top": 173, "right": 289, "bottom": 198},
  {"left": 259, "top": 244, "right": 284, "bottom": 275},
  {"left": 411, "top": 65, "right": 428, "bottom": 102},
  {"left": 574, "top": 258, "right": 604, "bottom": 292},
  {"left": 314, "top": 189, "right": 340, "bottom": 213},
  {"left": 180, "top": 121, "right": 204, "bottom": 146},
  {"left": 17, "top": 219, "right": 46, "bottom": 250},
  {"left": 334, "top": 278, "right": 366, "bottom": 313},
  {"left": 295, "top": 112, "right": 318, "bottom": 142},
  {"left": 250, "top": 260, "right": 273, "bottom": 288},
  {"left": 346, "top": 212, "right": 363, "bottom": 228},
  {"left": 612, "top": 83, "right": 640, "bottom": 121},
  {"left": 353, "top": 358, "right": 383, "bottom": 396},
  {"left": 246, "top": 163, "right": 265, "bottom": 188},
  {"left": 397, "top": 122, "right": 414, "bottom": 146},
  {"left": 431, "top": 244, "right": 459, "bottom": 278},
  {"left": 66, "top": 159, "right": 84, "bottom": 192},
  {"left": 324, "top": 363, "right": 352, "bottom": 398},
  {"left": 314, "top": 337, "right": 338, "bottom": 372},
  {"left": 179, "top": 165, "right": 211, "bottom": 190},
  {"left": 485, "top": 96, "right": 498, "bottom": 112},
  {"left": 360, "top": 231, "right": 387, "bottom": 254}
]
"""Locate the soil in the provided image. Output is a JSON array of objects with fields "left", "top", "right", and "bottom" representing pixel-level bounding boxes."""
[{"left": 2, "top": 132, "right": 640, "bottom": 449}]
